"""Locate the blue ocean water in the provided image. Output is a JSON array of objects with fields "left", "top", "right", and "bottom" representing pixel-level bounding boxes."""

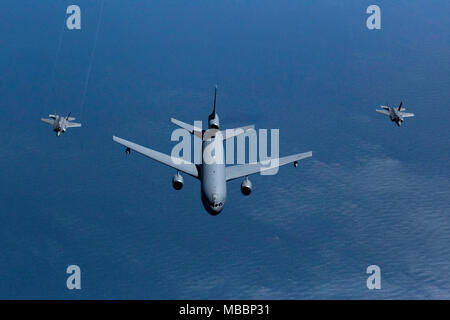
[{"left": 0, "top": 0, "right": 449, "bottom": 299}]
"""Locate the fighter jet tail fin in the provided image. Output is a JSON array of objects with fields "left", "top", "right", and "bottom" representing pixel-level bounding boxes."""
[
  {"left": 398, "top": 102, "right": 403, "bottom": 111},
  {"left": 62, "top": 112, "right": 76, "bottom": 121}
]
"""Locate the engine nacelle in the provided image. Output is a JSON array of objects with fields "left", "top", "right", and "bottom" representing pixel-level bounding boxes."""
[
  {"left": 240, "top": 177, "right": 252, "bottom": 196},
  {"left": 172, "top": 172, "right": 184, "bottom": 190}
]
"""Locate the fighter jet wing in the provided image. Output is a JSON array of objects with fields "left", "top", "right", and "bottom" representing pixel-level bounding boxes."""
[
  {"left": 67, "top": 122, "right": 82, "bottom": 128},
  {"left": 401, "top": 112, "right": 415, "bottom": 118},
  {"left": 41, "top": 118, "right": 54, "bottom": 125},
  {"left": 112, "top": 135, "right": 199, "bottom": 178},
  {"left": 225, "top": 151, "right": 312, "bottom": 181},
  {"left": 376, "top": 109, "right": 390, "bottom": 115}
]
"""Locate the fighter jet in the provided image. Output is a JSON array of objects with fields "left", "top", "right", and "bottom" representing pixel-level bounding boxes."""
[
  {"left": 41, "top": 112, "right": 82, "bottom": 136},
  {"left": 376, "top": 102, "right": 414, "bottom": 126},
  {"left": 113, "top": 87, "right": 312, "bottom": 215}
]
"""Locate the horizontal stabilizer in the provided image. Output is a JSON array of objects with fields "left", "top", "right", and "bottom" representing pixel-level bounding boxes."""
[
  {"left": 221, "top": 125, "right": 255, "bottom": 140},
  {"left": 171, "top": 118, "right": 203, "bottom": 139},
  {"left": 171, "top": 118, "right": 255, "bottom": 141}
]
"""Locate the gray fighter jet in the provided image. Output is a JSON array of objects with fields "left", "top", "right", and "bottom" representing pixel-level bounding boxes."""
[
  {"left": 376, "top": 102, "right": 414, "bottom": 126},
  {"left": 113, "top": 87, "right": 312, "bottom": 215},
  {"left": 41, "top": 113, "right": 82, "bottom": 136}
]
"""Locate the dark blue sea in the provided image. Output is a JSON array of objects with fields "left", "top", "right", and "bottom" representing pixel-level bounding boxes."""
[{"left": 0, "top": 0, "right": 448, "bottom": 298}]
